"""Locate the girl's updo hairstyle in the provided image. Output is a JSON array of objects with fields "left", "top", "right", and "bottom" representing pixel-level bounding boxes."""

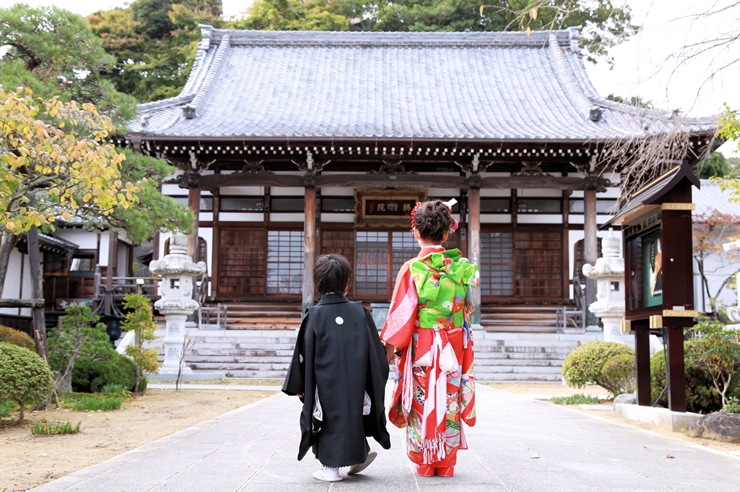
[{"left": 414, "top": 199, "right": 453, "bottom": 242}]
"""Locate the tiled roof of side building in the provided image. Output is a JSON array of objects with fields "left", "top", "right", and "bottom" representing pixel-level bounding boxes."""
[
  {"left": 695, "top": 179, "right": 740, "bottom": 216},
  {"left": 130, "top": 26, "right": 717, "bottom": 142}
]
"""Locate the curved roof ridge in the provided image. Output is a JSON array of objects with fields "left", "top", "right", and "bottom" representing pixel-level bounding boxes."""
[
  {"left": 205, "top": 26, "right": 577, "bottom": 48},
  {"left": 188, "top": 33, "right": 231, "bottom": 118}
]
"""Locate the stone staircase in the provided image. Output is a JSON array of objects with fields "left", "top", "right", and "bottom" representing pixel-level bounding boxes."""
[{"left": 153, "top": 327, "right": 601, "bottom": 382}]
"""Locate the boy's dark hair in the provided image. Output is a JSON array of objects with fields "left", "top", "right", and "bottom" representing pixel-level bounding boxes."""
[
  {"left": 314, "top": 254, "right": 352, "bottom": 295},
  {"left": 414, "top": 199, "right": 453, "bottom": 242}
]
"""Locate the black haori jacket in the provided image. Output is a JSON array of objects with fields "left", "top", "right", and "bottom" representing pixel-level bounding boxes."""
[{"left": 282, "top": 293, "right": 391, "bottom": 466}]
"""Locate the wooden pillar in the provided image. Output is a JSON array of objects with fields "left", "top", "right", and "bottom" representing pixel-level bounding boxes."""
[
  {"left": 468, "top": 187, "right": 481, "bottom": 325},
  {"left": 584, "top": 189, "right": 598, "bottom": 324},
  {"left": 302, "top": 186, "right": 316, "bottom": 315},
  {"left": 187, "top": 187, "right": 201, "bottom": 260},
  {"left": 27, "top": 225, "right": 46, "bottom": 356},
  {"left": 666, "top": 326, "right": 687, "bottom": 412},
  {"left": 634, "top": 321, "right": 652, "bottom": 406}
]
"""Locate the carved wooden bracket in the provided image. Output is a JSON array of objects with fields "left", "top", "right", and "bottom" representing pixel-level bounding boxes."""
[
  {"left": 188, "top": 151, "right": 216, "bottom": 173},
  {"left": 238, "top": 160, "right": 272, "bottom": 174},
  {"left": 369, "top": 160, "right": 416, "bottom": 174},
  {"left": 513, "top": 161, "right": 545, "bottom": 176},
  {"left": 292, "top": 151, "right": 330, "bottom": 186}
]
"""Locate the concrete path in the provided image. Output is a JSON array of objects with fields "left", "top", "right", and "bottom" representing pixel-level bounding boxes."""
[{"left": 31, "top": 386, "right": 740, "bottom": 492}]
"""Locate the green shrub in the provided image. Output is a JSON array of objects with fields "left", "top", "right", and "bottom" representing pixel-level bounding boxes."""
[
  {"left": 73, "top": 396, "right": 123, "bottom": 411},
  {"left": 0, "top": 325, "right": 35, "bottom": 351},
  {"left": 0, "top": 342, "right": 54, "bottom": 424},
  {"left": 650, "top": 340, "right": 732, "bottom": 413},
  {"left": 602, "top": 353, "right": 636, "bottom": 395},
  {"left": 561, "top": 341, "right": 635, "bottom": 398},
  {"left": 31, "top": 421, "right": 81, "bottom": 435},
  {"left": 550, "top": 394, "right": 600, "bottom": 405},
  {"left": 72, "top": 350, "right": 137, "bottom": 393},
  {"left": 722, "top": 397, "right": 740, "bottom": 413},
  {"left": 47, "top": 305, "right": 110, "bottom": 394}
]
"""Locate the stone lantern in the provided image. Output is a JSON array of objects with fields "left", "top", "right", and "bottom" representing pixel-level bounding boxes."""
[
  {"left": 149, "top": 233, "right": 207, "bottom": 376},
  {"left": 582, "top": 229, "right": 633, "bottom": 347}
]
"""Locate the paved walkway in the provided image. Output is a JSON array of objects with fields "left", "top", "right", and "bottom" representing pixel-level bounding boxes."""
[{"left": 31, "top": 386, "right": 740, "bottom": 492}]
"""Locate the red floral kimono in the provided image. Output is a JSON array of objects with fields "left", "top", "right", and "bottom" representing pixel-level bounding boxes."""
[{"left": 380, "top": 245, "right": 478, "bottom": 467}]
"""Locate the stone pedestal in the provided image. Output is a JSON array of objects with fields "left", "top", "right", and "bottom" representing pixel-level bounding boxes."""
[
  {"left": 149, "top": 233, "right": 207, "bottom": 376},
  {"left": 583, "top": 229, "right": 634, "bottom": 348}
]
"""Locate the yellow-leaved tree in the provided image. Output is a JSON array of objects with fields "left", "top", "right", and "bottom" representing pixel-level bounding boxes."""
[{"left": 0, "top": 87, "right": 139, "bottom": 295}]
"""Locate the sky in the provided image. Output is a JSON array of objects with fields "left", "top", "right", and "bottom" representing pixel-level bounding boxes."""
[{"left": 5, "top": 0, "right": 740, "bottom": 154}]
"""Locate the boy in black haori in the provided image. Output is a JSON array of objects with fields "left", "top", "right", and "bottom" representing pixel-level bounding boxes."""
[{"left": 283, "top": 254, "right": 391, "bottom": 482}]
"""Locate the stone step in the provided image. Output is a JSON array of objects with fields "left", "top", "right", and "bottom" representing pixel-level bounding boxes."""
[
  {"left": 475, "top": 365, "right": 562, "bottom": 374},
  {"left": 188, "top": 362, "right": 291, "bottom": 371},
  {"left": 476, "top": 373, "right": 563, "bottom": 382}
]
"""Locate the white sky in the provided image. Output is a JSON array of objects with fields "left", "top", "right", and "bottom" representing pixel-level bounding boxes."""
[{"left": 5, "top": 0, "right": 740, "bottom": 154}]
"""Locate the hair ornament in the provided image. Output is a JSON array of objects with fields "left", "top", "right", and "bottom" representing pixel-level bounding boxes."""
[
  {"left": 410, "top": 202, "right": 422, "bottom": 232},
  {"left": 444, "top": 198, "right": 459, "bottom": 233}
]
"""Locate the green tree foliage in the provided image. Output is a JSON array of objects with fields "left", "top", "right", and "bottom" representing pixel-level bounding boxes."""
[
  {"left": 695, "top": 152, "right": 736, "bottom": 179},
  {"left": 651, "top": 339, "right": 740, "bottom": 413},
  {"left": 239, "top": 0, "right": 637, "bottom": 63},
  {"left": 690, "top": 321, "right": 740, "bottom": 406},
  {"left": 88, "top": 0, "right": 225, "bottom": 102},
  {"left": 121, "top": 293, "right": 159, "bottom": 392},
  {"left": 560, "top": 341, "right": 635, "bottom": 398},
  {"left": 47, "top": 305, "right": 110, "bottom": 394},
  {"left": 0, "top": 342, "right": 55, "bottom": 424},
  {"left": 0, "top": 4, "right": 138, "bottom": 129},
  {"left": 232, "top": 0, "right": 350, "bottom": 31},
  {"left": 90, "top": 149, "right": 194, "bottom": 245},
  {"left": 0, "top": 87, "right": 139, "bottom": 296}
]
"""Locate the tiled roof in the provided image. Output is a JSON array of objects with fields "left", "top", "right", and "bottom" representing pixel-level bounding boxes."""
[
  {"left": 131, "top": 27, "right": 717, "bottom": 142},
  {"left": 695, "top": 179, "right": 740, "bottom": 216}
]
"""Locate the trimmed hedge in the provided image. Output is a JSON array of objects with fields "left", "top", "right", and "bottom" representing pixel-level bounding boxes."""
[
  {"left": 72, "top": 350, "right": 137, "bottom": 393},
  {"left": 0, "top": 342, "right": 54, "bottom": 424},
  {"left": 561, "top": 341, "right": 635, "bottom": 397},
  {"left": 0, "top": 325, "right": 35, "bottom": 351}
]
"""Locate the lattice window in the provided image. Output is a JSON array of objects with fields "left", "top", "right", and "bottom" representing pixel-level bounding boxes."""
[
  {"left": 480, "top": 232, "right": 514, "bottom": 296},
  {"left": 391, "top": 231, "right": 418, "bottom": 281},
  {"left": 218, "top": 229, "right": 267, "bottom": 297},
  {"left": 515, "top": 230, "right": 563, "bottom": 298},
  {"left": 355, "top": 231, "right": 389, "bottom": 295},
  {"left": 266, "top": 231, "right": 304, "bottom": 294},
  {"left": 321, "top": 230, "right": 356, "bottom": 294}
]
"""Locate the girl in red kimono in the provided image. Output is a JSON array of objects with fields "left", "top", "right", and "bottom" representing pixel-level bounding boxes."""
[{"left": 381, "top": 199, "right": 479, "bottom": 477}]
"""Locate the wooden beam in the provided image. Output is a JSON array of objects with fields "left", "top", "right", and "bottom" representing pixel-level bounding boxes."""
[
  {"left": 666, "top": 326, "right": 687, "bottom": 412},
  {"left": 187, "top": 187, "right": 201, "bottom": 260},
  {"left": 191, "top": 173, "right": 590, "bottom": 190},
  {"left": 0, "top": 298, "right": 45, "bottom": 308},
  {"left": 302, "top": 187, "right": 316, "bottom": 314},
  {"left": 196, "top": 173, "right": 304, "bottom": 189},
  {"left": 584, "top": 189, "right": 597, "bottom": 323},
  {"left": 316, "top": 174, "right": 467, "bottom": 188},
  {"left": 479, "top": 176, "right": 586, "bottom": 190},
  {"left": 634, "top": 321, "right": 652, "bottom": 406}
]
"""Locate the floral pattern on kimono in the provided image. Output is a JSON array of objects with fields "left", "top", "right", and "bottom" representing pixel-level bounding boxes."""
[{"left": 381, "top": 246, "right": 478, "bottom": 465}]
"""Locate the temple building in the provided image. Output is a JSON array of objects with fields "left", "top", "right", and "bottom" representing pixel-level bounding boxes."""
[{"left": 126, "top": 27, "right": 715, "bottom": 324}]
